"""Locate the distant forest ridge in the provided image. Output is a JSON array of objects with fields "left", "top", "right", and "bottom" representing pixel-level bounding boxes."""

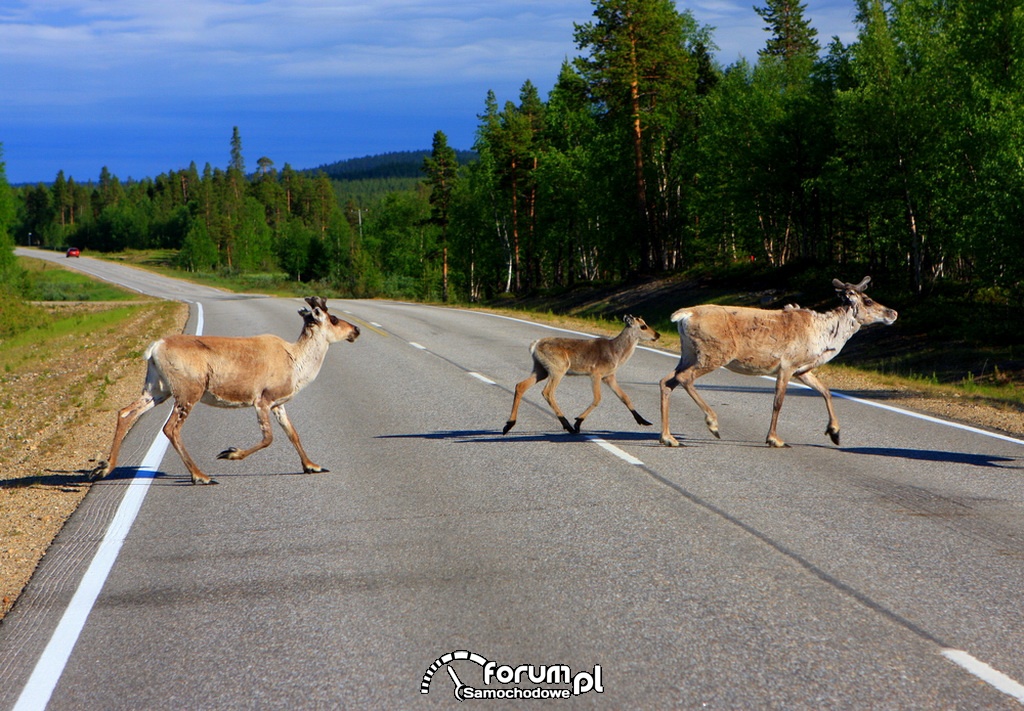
[{"left": 311, "top": 149, "right": 477, "bottom": 182}]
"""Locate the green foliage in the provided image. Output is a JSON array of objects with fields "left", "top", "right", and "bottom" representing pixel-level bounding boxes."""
[
  {"left": 7, "top": 0, "right": 1024, "bottom": 313},
  {"left": 315, "top": 150, "right": 475, "bottom": 181},
  {"left": 176, "top": 218, "right": 218, "bottom": 272},
  {"left": 0, "top": 145, "right": 22, "bottom": 290},
  {"left": 0, "top": 290, "right": 49, "bottom": 339}
]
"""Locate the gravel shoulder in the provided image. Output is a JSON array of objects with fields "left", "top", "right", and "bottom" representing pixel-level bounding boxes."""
[
  {"left": 0, "top": 301, "right": 187, "bottom": 619},
  {"left": 1, "top": 301, "right": 1021, "bottom": 622}
]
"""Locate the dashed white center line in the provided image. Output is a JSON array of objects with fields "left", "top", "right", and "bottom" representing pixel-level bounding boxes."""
[
  {"left": 338, "top": 307, "right": 1024, "bottom": 707},
  {"left": 942, "top": 649, "right": 1024, "bottom": 703},
  {"left": 584, "top": 436, "right": 645, "bottom": 466}
]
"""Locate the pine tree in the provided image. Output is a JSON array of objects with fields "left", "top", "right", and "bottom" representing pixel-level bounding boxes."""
[
  {"left": 574, "top": 0, "right": 706, "bottom": 271},
  {"left": 755, "top": 0, "right": 820, "bottom": 63},
  {"left": 423, "top": 131, "right": 459, "bottom": 302},
  {"left": 229, "top": 126, "right": 245, "bottom": 174}
]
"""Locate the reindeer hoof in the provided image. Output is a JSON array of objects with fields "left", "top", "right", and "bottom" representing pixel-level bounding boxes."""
[
  {"left": 91, "top": 462, "right": 112, "bottom": 480},
  {"left": 558, "top": 417, "right": 576, "bottom": 434},
  {"left": 304, "top": 465, "right": 329, "bottom": 474},
  {"left": 502, "top": 420, "right": 516, "bottom": 435},
  {"left": 192, "top": 476, "right": 218, "bottom": 485},
  {"left": 826, "top": 427, "right": 840, "bottom": 446},
  {"left": 632, "top": 411, "right": 652, "bottom": 426},
  {"left": 217, "top": 447, "right": 241, "bottom": 460},
  {"left": 766, "top": 438, "right": 790, "bottom": 448},
  {"left": 573, "top": 418, "right": 585, "bottom": 434},
  {"left": 660, "top": 435, "right": 682, "bottom": 447}
]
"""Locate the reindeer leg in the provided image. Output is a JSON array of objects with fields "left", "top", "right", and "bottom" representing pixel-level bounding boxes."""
[
  {"left": 92, "top": 363, "right": 170, "bottom": 480},
  {"left": 573, "top": 373, "right": 605, "bottom": 433},
  {"left": 661, "top": 346, "right": 722, "bottom": 447},
  {"left": 659, "top": 370, "right": 682, "bottom": 447},
  {"left": 603, "top": 373, "right": 651, "bottom": 427},
  {"left": 273, "top": 404, "right": 325, "bottom": 473},
  {"left": 503, "top": 365, "right": 546, "bottom": 435},
  {"left": 92, "top": 393, "right": 159, "bottom": 479},
  {"left": 540, "top": 370, "right": 575, "bottom": 434},
  {"left": 766, "top": 371, "right": 793, "bottom": 448},
  {"left": 218, "top": 399, "right": 274, "bottom": 461},
  {"left": 683, "top": 371, "right": 721, "bottom": 440},
  {"left": 795, "top": 370, "right": 840, "bottom": 445},
  {"left": 162, "top": 395, "right": 215, "bottom": 485}
]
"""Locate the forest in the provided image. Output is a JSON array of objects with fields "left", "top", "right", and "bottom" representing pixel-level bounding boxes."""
[{"left": 1, "top": 0, "right": 1022, "bottom": 307}]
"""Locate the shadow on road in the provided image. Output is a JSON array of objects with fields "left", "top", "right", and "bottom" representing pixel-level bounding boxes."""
[
  {"left": 841, "top": 447, "right": 1021, "bottom": 469},
  {"left": 376, "top": 428, "right": 658, "bottom": 445}
]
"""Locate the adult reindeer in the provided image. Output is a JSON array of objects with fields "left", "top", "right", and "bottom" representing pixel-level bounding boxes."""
[
  {"left": 92, "top": 297, "right": 360, "bottom": 485},
  {"left": 659, "top": 278, "right": 897, "bottom": 448},
  {"left": 503, "top": 315, "right": 660, "bottom": 435}
]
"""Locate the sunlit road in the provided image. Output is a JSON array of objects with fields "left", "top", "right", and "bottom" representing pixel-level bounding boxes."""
[{"left": 2, "top": 248, "right": 1023, "bottom": 708}]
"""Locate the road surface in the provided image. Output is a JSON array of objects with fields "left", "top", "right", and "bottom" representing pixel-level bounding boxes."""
[{"left": 2, "top": 248, "right": 1023, "bottom": 708}]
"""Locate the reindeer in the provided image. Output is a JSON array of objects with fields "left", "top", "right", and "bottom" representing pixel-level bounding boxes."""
[
  {"left": 503, "top": 315, "right": 660, "bottom": 435},
  {"left": 92, "top": 297, "right": 360, "bottom": 485},
  {"left": 659, "top": 277, "right": 897, "bottom": 448}
]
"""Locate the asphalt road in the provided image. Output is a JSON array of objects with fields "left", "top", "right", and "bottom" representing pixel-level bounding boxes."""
[{"left": 2, "top": 249, "right": 1023, "bottom": 708}]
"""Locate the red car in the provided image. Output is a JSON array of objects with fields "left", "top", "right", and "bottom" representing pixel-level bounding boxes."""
[{"left": 66, "top": 248, "right": 80, "bottom": 258}]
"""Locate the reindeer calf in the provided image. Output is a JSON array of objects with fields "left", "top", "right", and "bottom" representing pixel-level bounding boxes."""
[{"left": 503, "top": 315, "right": 660, "bottom": 435}]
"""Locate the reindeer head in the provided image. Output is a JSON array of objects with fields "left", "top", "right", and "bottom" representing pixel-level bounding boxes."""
[
  {"left": 624, "top": 314, "right": 661, "bottom": 342},
  {"left": 832, "top": 278, "right": 898, "bottom": 326},
  {"left": 299, "top": 296, "right": 360, "bottom": 342}
]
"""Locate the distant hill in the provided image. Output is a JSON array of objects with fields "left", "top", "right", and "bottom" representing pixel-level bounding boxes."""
[{"left": 311, "top": 149, "right": 476, "bottom": 182}]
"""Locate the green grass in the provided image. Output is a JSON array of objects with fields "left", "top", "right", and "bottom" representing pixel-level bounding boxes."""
[
  {"left": 0, "top": 291, "right": 52, "bottom": 339},
  {"left": 19, "top": 257, "right": 139, "bottom": 302},
  {"left": 0, "top": 305, "right": 149, "bottom": 373},
  {"left": 1, "top": 257, "right": 146, "bottom": 346}
]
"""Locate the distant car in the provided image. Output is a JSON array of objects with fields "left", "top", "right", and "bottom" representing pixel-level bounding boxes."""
[{"left": 66, "top": 247, "right": 80, "bottom": 258}]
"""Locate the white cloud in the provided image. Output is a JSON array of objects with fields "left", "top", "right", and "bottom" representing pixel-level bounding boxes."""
[{"left": 0, "top": 0, "right": 859, "bottom": 182}]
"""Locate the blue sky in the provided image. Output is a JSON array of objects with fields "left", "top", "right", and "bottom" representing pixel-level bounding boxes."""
[{"left": 0, "top": 1, "right": 858, "bottom": 185}]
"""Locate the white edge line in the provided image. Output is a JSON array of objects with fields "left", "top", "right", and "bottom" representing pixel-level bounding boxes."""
[
  {"left": 585, "top": 435, "right": 644, "bottom": 466},
  {"left": 942, "top": 649, "right": 1024, "bottom": 704},
  {"left": 828, "top": 387, "right": 1024, "bottom": 446},
  {"left": 13, "top": 301, "right": 204, "bottom": 711},
  {"left": 13, "top": 439, "right": 167, "bottom": 711},
  {"left": 755, "top": 374, "right": 1024, "bottom": 446},
  {"left": 468, "top": 372, "right": 496, "bottom": 385}
]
